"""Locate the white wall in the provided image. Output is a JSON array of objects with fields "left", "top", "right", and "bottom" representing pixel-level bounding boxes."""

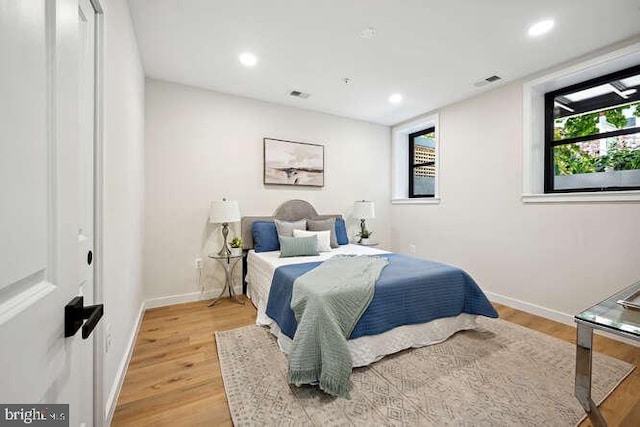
[
  {"left": 102, "top": 0, "right": 145, "bottom": 421},
  {"left": 390, "top": 82, "right": 640, "bottom": 318},
  {"left": 144, "top": 79, "right": 391, "bottom": 300}
]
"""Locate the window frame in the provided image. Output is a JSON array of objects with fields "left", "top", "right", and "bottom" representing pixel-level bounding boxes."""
[
  {"left": 543, "top": 64, "right": 640, "bottom": 194},
  {"left": 408, "top": 127, "right": 436, "bottom": 198}
]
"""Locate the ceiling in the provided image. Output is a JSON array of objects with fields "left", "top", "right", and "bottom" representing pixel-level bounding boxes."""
[{"left": 127, "top": 0, "right": 640, "bottom": 126}]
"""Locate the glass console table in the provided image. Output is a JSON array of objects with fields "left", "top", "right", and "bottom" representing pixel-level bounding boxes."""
[{"left": 574, "top": 281, "right": 640, "bottom": 427}]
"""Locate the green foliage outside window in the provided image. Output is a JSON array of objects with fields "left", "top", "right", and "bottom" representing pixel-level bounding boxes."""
[
  {"left": 554, "top": 103, "right": 640, "bottom": 175},
  {"left": 606, "top": 145, "right": 640, "bottom": 170},
  {"left": 556, "top": 114, "right": 598, "bottom": 140},
  {"left": 554, "top": 144, "right": 597, "bottom": 175}
]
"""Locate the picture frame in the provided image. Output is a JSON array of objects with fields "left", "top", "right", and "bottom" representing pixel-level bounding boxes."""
[{"left": 263, "top": 138, "right": 324, "bottom": 187}]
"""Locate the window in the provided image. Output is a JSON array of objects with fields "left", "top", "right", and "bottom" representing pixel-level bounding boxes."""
[
  {"left": 408, "top": 127, "right": 436, "bottom": 198},
  {"left": 544, "top": 65, "right": 640, "bottom": 193},
  {"left": 391, "top": 113, "right": 439, "bottom": 203}
]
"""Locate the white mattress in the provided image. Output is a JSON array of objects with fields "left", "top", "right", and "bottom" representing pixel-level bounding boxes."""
[{"left": 246, "top": 244, "right": 477, "bottom": 367}]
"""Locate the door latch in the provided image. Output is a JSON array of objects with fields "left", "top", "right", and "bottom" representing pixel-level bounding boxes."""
[{"left": 65, "top": 296, "right": 104, "bottom": 339}]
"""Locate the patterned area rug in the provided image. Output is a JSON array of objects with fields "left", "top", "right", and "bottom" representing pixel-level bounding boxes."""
[{"left": 215, "top": 318, "right": 633, "bottom": 426}]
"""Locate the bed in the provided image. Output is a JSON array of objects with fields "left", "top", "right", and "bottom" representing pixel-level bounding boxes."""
[{"left": 241, "top": 200, "right": 498, "bottom": 370}]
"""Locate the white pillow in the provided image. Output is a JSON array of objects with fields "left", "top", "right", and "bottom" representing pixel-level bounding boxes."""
[{"left": 293, "top": 229, "right": 332, "bottom": 252}]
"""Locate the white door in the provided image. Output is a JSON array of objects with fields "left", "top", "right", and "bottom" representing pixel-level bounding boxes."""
[{"left": 0, "top": 0, "right": 99, "bottom": 425}]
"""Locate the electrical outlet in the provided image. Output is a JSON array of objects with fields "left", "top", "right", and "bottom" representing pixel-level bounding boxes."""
[
  {"left": 195, "top": 257, "right": 203, "bottom": 269},
  {"left": 409, "top": 244, "right": 416, "bottom": 255},
  {"left": 105, "top": 323, "right": 112, "bottom": 353}
]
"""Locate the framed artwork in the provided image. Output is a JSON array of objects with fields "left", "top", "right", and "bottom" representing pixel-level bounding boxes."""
[{"left": 263, "top": 138, "right": 324, "bottom": 187}]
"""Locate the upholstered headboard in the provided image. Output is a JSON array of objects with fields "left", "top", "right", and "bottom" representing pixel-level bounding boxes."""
[{"left": 241, "top": 199, "right": 342, "bottom": 250}]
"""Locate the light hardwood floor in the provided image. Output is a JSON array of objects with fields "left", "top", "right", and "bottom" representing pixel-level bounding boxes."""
[{"left": 111, "top": 297, "right": 639, "bottom": 426}]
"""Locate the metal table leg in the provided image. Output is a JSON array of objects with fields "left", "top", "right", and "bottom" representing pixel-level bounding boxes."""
[
  {"left": 209, "top": 256, "right": 244, "bottom": 307},
  {"left": 575, "top": 323, "right": 607, "bottom": 427}
]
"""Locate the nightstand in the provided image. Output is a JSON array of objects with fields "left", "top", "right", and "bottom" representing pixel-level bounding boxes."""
[{"left": 208, "top": 254, "right": 244, "bottom": 307}]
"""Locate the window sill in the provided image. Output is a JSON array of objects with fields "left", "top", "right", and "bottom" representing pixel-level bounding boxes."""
[
  {"left": 391, "top": 198, "right": 441, "bottom": 205},
  {"left": 521, "top": 191, "right": 640, "bottom": 204}
]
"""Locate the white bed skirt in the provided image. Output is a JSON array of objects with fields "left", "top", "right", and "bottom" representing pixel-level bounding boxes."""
[
  {"left": 260, "top": 309, "right": 477, "bottom": 368},
  {"left": 247, "top": 247, "right": 478, "bottom": 367}
]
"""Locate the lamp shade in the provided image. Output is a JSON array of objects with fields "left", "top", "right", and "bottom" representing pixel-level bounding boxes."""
[
  {"left": 210, "top": 199, "right": 240, "bottom": 223},
  {"left": 353, "top": 200, "right": 375, "bottom": 219}
]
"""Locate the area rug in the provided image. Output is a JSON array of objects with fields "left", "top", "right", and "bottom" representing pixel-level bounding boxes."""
[{"left": 215, "top": 318, "right": 634, "bottom": 426}]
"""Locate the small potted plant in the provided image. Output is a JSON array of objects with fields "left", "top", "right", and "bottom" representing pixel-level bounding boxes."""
[{"left": 229, "top": 237, "right": 243, "bottom": 256}]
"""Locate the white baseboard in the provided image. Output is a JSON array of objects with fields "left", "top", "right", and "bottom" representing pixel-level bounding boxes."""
[
  {"left": 104, "top": 301, "right": 145, "bottom": 426},
  {"left": 485, "top": 290, "right": 639, "bottom": 347},
  {"left": 144, "top": 286, "right": 242, "bottom": 309},
  {"left": 484, "top": 290, "right": 575, "bottom": 326}
]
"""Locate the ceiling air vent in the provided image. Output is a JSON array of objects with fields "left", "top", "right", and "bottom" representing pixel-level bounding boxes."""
[
  {"left": 289, "top": 90, "right": 310, "bottom": 99},
  {"left": 473, "top": 75, "right": 502, "bottom": 87}
]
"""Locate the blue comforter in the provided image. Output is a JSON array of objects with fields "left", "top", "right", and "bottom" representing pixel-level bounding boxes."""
[{"left": 266, "top": 253, "right": 498, "bottom": 340}]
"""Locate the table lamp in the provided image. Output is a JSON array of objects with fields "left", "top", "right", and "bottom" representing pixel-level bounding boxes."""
[{"left": 210, "top": 198, "right": 241, "bottom": 256}]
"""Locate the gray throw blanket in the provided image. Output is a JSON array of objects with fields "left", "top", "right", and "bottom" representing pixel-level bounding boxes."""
[{"left": 288, "top": 255, "right": 389, "bottom": 398}]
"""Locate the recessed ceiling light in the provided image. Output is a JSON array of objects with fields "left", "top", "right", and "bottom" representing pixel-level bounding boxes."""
[
  {"left": 239, "top": 52, "right": 258, "bottom": 67},
  {"left": 389, "top": 93, "right": 403, "bottom": 104},
  {"left": 528, "top": 19, "right": 554, "bottom": 37}
]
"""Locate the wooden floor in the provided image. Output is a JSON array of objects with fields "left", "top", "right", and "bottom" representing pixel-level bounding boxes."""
[{"left": 111, "top": 298, "right": 640, "bottom": 426}]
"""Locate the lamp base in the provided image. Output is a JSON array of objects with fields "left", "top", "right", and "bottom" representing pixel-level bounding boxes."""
[
  {"left": 218, "top": 222, "right": 231, "bottom": 257},
  {"left": 358, "top": 218, "right": 368, "bottom": 243}
]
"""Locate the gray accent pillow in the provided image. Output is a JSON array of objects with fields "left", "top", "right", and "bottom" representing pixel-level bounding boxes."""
[
  {"left": 307, "top": 218, "right": 338, "bottom": 248},
  {"left": 274, "top": 218, "right": 307, "bottom": 237},
  {"left": 279, "top": 235, "right": 319, "bottom": 258}
]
